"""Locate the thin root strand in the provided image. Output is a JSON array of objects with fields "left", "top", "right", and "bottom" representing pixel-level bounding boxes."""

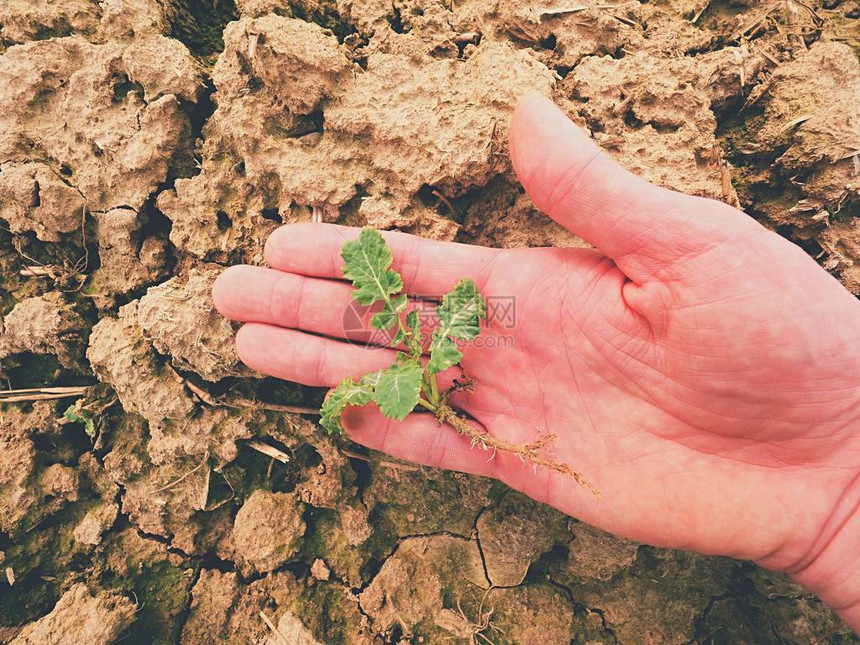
[{"left": 435, "top": 405, "right": 600, "bottom": 499}]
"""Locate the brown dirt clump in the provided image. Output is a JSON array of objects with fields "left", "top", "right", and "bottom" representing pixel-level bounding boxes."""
[
  {"left": 0, "top": 0, "right": 101, "bottom": 46},
  {"left": 87, "top": 300, "right": 197, "bottom": 425},
  {"left": 180, "top": 568, "right": 340, "bottom": 644},
  {"left": 359, "top": 534, "right": 488, "bottom": 637},
  {"left": 73, "top": 501, "right": 120, "bottom": 546},
  {"left": 87, "top": 207, "right": 170, "bottom": 308},
  {"left": 157, "top": 14, "right": 554, "bottom": 262},
  {"left": 0, "top": 36, "right": 199, "bottom": 218},
  {"left": 565, "top": 520, "right": 640, "bottom": 582},
  {"left": 137, "top": 264, "right": 251, "bottom": 382},
  {"left": 741, "top": 41, "right": 860, "bottom": 230},
  {"left": 0, "top": 292, "right": 87, "bottom": 369},
  {"left": 484, "top": 584, "right": 575, "bottom": 645},
  {"left": 476, "top": 491, "right": 566, "bottom": 586},
  {"left": 9, "top": 583, "right": 135, "bottom": 645},
  {"left": 365, "top": 464, "right": 496, "bottom": 536},
  {"left": 555, "top": 549, "right": 736, "bottom": 645},
  {"left": 1, "top": 1, "right": 859, "bottom": 643},
  {"left": 560, "top": 46, "right": 765, "bottom": 206},
  {"left": 260, "top": 611, "right": 326, "bottom": 645},
  {"left": 233, "top": 489, "right": 306, "bottom": 573},
  {"left": 0, "top": 406, "right": 47, "bottom": 535},
  {"left": 0, "top": 163, "right": 87, "bottom": 242},
  {"left": 180, "top": 569, "right": 247, "bottom": 643},
  {"left": 759, "top": 43, "right": 859, "bottom": 180}
]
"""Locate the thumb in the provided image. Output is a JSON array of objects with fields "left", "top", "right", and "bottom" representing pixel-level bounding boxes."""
[{"left": 509, "top": 94, "right": 760, "bottom": 282}]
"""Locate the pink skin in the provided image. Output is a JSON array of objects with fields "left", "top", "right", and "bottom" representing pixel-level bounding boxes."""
[{"left": 213, "top": 95, "right": 860, "bottom": 629}]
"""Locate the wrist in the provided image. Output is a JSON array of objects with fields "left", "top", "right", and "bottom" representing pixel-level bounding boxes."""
[{"left": 786, "top": 472, "right": 860, "bottom": 631}]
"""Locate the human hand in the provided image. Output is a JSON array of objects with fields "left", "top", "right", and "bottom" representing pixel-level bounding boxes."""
[{"left": 213, "top": 95, "right": 860, "bottom": 628}]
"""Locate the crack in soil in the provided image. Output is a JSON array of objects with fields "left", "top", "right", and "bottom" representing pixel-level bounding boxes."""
[
  {"left": 174, "top": 563, "right": 204, "bottom": 639},
  {"left": 547, "top": 573, "right": 619, "bottom": 643}
]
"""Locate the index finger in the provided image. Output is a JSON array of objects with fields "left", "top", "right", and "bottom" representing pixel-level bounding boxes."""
[{"left": 264, "top": 223, "right": 502, "bottom": 297}]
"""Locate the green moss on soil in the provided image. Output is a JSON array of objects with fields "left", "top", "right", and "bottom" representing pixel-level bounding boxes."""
[
  {"left": 293, "top": 579, "right": 370, "bottom": 644},
  {"left": 163, "top": 0, "right": 239, "bottom": 60},
  {"left": 4, "top": 353, "right": 64, "bottom": 389},
  {"left": 367, "top": 467, "right": 500, "bottom": 537},
  {"left": 0, "top": 502, "right": 94, "bottom": 625},
  {"left": 289, "top": 0, "right": 351, "bottom": 41},
  {"left": 300, "top": 506, "right": 397, "bottom": 585},
  {"left": 96, "top": 529, "right": 197, "bottom": 645}
]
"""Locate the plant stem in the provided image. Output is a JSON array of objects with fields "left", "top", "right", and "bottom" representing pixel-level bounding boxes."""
[
  {"left": 417, "top": 398, "right": 437, "bottom": 412},
  {"left": 428, "top": 372, "right": 440, "bottom": 405},
  {"left": 392, "top": 316, "right": 410, "bottom": 346}
]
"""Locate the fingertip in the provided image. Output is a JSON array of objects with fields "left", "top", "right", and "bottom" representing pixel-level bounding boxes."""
[
  {"left": 233, "top": 322, "right": 259, "bottom": 371},
  {"left": 511, "top": 92, "right": 558, "bottom": 131},
  {"left": 510, "top": 93, "right": 570, "bottom": 147},
  {"left": 263, "top": 223, "right": 299, "bottom": 267},
  {"left": 265, "top": 221, "right": 331, "bottom": 265},
  {"left": 211, "top": 268, "right": 230, "bottom": 315},
  {"left": 264, "top": 222, "right": 354, "bottom": 277},
  {"left": 509, "top": 96, "right": 596, "bottom": 212},
  {"left": 233, "top": 322, "right": 282, "bottom": 377},
  {"left": 211, "top": 265, "right": 247, "bottom": 318},
  {"left": 513, "top": 91, "right": 552, "bottom": 114}
]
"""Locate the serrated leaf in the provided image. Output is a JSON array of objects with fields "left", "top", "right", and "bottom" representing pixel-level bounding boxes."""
[
  {"left": 342, "top": 228, "right": 409, "bottom": 341},
  {"left": 405, "top": 310, "right": 421, "bottom": 336},
  {"left": 372, "top": 362, "right": 423, "bottom": 420},
  {"left": 341, "top": 228, "right": 403, "bottom": 306},
  {"left": 427, "top": 333, "right": 462, "bottom": 374},
  {"left": 319, "top": 371, "right": 381, "bottom": 435},
  {"left": 436, "top": 278, "right": 486, "bottom": 340},
  {"left": 427, "top": 278, "right": 486, "bottom": 374}
]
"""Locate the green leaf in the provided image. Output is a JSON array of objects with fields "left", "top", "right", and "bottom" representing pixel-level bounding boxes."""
[
  {"left": 427, "top": 278, "right": 486, "bottom": 374},
  {"left": 341, "top": 227, "right": 403, "bottom": 305},
  {"left": 392, "top": 326, "right": 407, "bottom": 347},
  {"left": 63, "top": 404, "right": 95, "bottom": 438},
  {"left": 405, "top": 310, "right": 421, "bottom": 337},
  {"left": 393, "top": 309, "right": 422, "bottom": 353},
  {"left": 427, "top": 333, "right": 462, "bottom": 374},
  {"left": 371, "top": 294, "right": 407, "bottom": 332},
  {"left": 436, "top": 278, "right": 486, "bottom": 340},
  {"left": 372, "top": 362, "right": 423, "bottom": 420},
  {"left": 319, "top": 371, "right": 382, "bottom": 435},
  {"left": 341, "top": 228, "right": 408, "bottom": 339}
]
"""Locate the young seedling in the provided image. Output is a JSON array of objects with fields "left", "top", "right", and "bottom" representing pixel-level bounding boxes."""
[
  {"left": 63, "top": 402, "right": 95, "bottom": 438},
  {"left": 320, "top": 228, "right": 598, "bottom": 495}
]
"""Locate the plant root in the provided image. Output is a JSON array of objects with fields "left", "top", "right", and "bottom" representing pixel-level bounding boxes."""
[{"left": 434, "top": 404, "right": 601, "bottom": 499}]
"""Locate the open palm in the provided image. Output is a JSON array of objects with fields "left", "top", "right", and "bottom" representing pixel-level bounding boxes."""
[{"left": 213, "top": 96, "right": 860, "bottom": 620}]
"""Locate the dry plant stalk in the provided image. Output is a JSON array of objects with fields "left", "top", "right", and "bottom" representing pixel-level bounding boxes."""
[{"left": 0, "top": 386, "right": 88, "bottom": 403}]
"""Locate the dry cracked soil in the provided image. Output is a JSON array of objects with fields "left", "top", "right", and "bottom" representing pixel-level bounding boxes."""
[{"left": 1, "top": 0, "right": 859, "bottom": 643}]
